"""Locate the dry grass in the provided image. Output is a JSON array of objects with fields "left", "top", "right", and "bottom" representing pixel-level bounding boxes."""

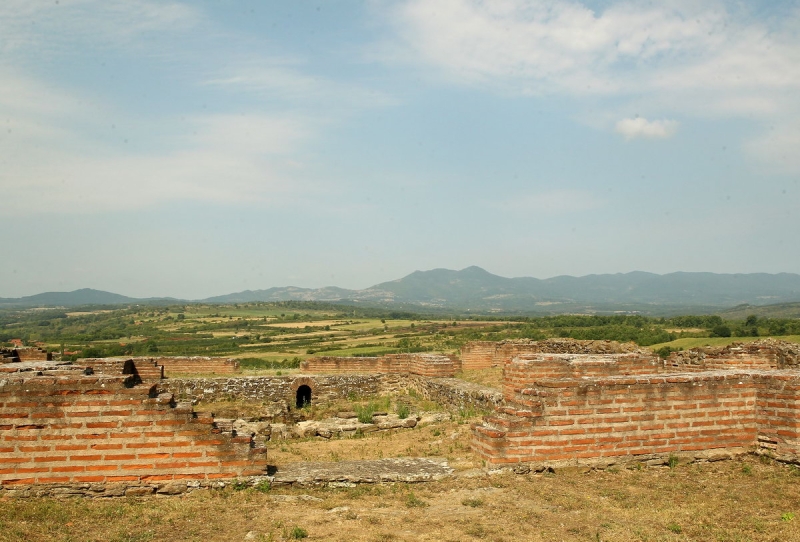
[
  {"left": 454, "top": 368, "right": 503, "bottom": 390},
  {"left": 3, "top": 455, "right": 800, "bottom": 541},
  {"left": 3, "top": 404, "right": 800, "bottom": 541}
]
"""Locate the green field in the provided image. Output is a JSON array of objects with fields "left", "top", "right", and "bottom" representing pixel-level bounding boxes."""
[{"left": 2, "top": 302, "right": 799, "bottom": 367}]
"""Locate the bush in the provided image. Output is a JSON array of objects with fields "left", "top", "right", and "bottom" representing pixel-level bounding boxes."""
[
  {"left": 289, "top": 526, "right": 308, "bottom": 539},
  {"left": 710, "top": 325, "right": 732, "bottom": 338}
]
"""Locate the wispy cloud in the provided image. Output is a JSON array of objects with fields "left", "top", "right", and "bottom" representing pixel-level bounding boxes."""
[
  {"left": 205, "top": 62, "right": 397, "bottom": 113},
  {"left": 0, "top": 1, "right": 397, "bottom": 214},
  {"left": 615, "top": 117, "right": 678, "bottom": 140}
]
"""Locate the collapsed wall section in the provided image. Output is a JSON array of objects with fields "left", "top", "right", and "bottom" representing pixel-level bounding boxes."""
[
  {"left": 301, "top": 353, "right": 459, "bottom": 377},
  {"left": 0, "top": 373, "right": 266, "bottom": 496}
]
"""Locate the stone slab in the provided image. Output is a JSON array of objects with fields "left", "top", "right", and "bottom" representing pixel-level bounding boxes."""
[{"left": 272, "top": 458, "right": 453, "bottom": 486}]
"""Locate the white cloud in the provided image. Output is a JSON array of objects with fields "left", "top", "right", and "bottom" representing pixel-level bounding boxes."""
[
  {"left": 381, "top": 0, "right": 800, "bottom": 169},
  {"left": 615, "top": 117, "right": 678, "bottom": 140}
]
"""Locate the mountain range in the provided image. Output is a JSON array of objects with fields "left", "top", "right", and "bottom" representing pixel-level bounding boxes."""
[{"left": 3, "top": 267, "right": 800, "bottom": 314}]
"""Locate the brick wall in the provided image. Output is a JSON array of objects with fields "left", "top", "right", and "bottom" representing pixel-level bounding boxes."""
[
  {"left": 460, "top": 342, "right": 498, "bottom": 369},
  {"left": 472, "top": 350, "right": 800, "bottom": 468},
  {"left": 15, "top": 347, "right": 51, "bottom": 361},
  {"left": 78, "top": 356, "right": 238, "bottom": 379},
  {"left": 0, "top": 373, "right": 266, "bottom": 496},
  {"left": 300, "top": 353, "right": 458, "bottom": 377},
  {"left": 153, "top": 356, "right": 240, "bottom": 375},
  {"left": 80, "top": 358, "right": 164, "bottom": 382}
]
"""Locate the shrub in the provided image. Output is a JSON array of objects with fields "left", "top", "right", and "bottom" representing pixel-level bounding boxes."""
[
  {"left": 355, "top": 403, "right": 377, "bottom": 424},
  {"left": 668, "top": 455, "right": 679, "bottom": 469},
  {"left": 405, "top": 492, "right": 428, "bottom": 508},
  {"left": 289, "top": 526, "right": 308, "bottom": 539},
  {"left": 397, "top": 404, "right": 410, "bottom": 419}
]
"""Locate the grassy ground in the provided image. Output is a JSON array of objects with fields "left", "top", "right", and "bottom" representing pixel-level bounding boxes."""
[{"left": 3, "top": 443, "right": 800, "bottom": 541}]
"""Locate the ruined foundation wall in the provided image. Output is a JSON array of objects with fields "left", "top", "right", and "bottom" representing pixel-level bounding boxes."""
[
  {"left": 154, "top": 356, "right": 240, "bottom": 375},
  {"left": 301, "top": 353, "right": 458, "bottom": 377},
  {"left": 504, "top": 353, "right": 662, "bottom": 394},
  {"left": 406, "top": 375, "right": 504, "bottom": 413},
  {"left": 15, "top": 347, "right": 51, "bottom": 361},
  {"left": 461, "top": 339, "right": 643, "bottom": 370},
  {"left": 159, "top": 374, "right": 401, "bottom": 405},
  {"left": 78, "top": 356, "right": 239, "bottom": 379},
  {"left": 666, "top": 340, "right": 800, "bottom": 372},
  {"left": 0, "top": 374, "right": 266, "bottom": 496},
  {"left": 80, "top": 358, "right": 164, "bottom": 381}
]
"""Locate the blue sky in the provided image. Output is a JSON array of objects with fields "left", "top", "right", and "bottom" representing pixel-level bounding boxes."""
[{"left": 1, "top": 0, "right": 799, "bottom": 299}]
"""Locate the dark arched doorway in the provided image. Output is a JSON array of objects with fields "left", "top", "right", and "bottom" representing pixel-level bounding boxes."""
[{"left": 296, "top": 385, "right": 312, "bottom": 409}]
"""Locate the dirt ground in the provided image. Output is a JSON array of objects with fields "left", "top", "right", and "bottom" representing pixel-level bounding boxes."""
[{"left": 3, "top": 410, "right": 800, "bottom": 542}]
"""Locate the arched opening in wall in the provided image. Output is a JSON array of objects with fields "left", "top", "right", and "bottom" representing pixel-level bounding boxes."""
[{"left": 296, "top": 385, "right": 312, "bottom": 409}]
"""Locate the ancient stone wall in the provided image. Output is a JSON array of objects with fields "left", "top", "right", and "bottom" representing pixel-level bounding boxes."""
[
  {"left": 666, "top": 340, "right": 800, "bottom": 372},
  {"left": 160, "top": 374, "right": 404, "bottom": 407},
  {"left": 0, "top": 372, "right": 266, "bottom": 497},
  {"left": 301, "top": 353, "right": 459, "bottom": 377},
  {"left": 406, "top": 375, "right": 504, "bottom": 413},
  {"left": 461, "top": 339, "right": 642, "bottom": 370}
]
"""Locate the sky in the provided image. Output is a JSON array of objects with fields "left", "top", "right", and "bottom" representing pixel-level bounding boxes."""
[{"left": 1, "top": 0, "right": 799, "bottom": 299}]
